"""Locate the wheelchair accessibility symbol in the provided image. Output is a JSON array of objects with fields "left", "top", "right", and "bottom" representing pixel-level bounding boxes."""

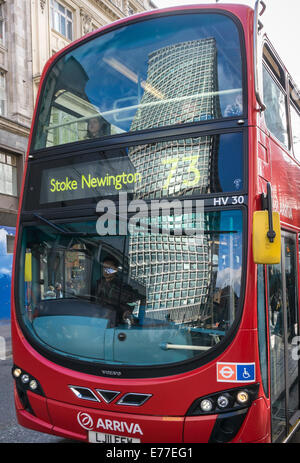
[
  {"left": 241, "top": 368, "right": 251, "bottom": 379},
  {"left": 217, "top": 362, "right": 255, "bottom": 383}
]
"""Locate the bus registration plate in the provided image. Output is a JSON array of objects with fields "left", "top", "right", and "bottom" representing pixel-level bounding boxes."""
[{"left": 88, "top": 431, "right": 141, "bottom": 443}]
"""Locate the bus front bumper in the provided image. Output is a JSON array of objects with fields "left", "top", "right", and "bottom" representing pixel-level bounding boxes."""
[{"left": 14, "top": 385, "right": 269, "bottom": 443}]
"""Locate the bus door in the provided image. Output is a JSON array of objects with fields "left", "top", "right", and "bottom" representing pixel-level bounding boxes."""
[{"left": 268, "top": 231, "right": 300, "bottom": 442}]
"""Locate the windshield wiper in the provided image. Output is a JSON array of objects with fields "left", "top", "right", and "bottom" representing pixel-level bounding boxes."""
[
  {"left": 33, "top": 213, "right": 98, "bottom": 237},
  {"left": 160, "top": 342, "right": 210, "bottom": 351}
]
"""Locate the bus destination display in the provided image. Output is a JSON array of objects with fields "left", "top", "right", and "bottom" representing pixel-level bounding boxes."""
[{"left": 40, "top": 157, "right": 141, "bottom": 204}]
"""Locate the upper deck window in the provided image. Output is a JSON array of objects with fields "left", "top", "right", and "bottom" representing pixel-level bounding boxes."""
[
  {"left": 32, "top": 12, "right": 245, "bottom": 150},
  {"left": 263, "top": 44, "right": 285, "bottom": 89},
  {"left": 263, "top": 66, "right": 289, "bottom": 149},
  {"left": 290, "top": 82, "right": 300, "bottom": 161},
  {"left": 262, "top": 44, "right": 289, "bottom": 149}
]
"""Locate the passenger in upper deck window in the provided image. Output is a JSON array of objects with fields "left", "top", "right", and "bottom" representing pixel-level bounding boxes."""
[
  {"left": 86, "top": 116, "right": 110, "bottom": 139},
  {"left": 224, "top": 93, "right": 243, "bottom": 117}
]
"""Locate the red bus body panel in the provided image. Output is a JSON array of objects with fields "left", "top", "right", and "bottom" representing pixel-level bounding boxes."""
[{"left": 12, "top": 3, "right": 294, "bottom": 443}]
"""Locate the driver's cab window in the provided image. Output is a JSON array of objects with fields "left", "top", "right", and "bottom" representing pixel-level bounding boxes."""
[{"left": 23, "top": 235, "right": 143, "bottom": 326}]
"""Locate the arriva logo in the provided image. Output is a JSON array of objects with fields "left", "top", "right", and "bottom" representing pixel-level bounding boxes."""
[
  {"left": 77, "top": 412, "right": 94, "bottom": 430},
  {"left": 77, "top": 412, "right": 143, "bottom": 435}
]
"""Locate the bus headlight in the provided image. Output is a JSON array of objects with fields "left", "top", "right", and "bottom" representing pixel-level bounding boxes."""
[
  {"left": 13, "top": 368, "right": 22, "bottom": 378},
  {"left": 186, "top": 384, "right": 259, "bottom": 416},
  {"left": 217, "top": 394, "right": 230, "bottom": 409},
  {"left": 11, "top": 365, "right": 44, "bottom": 397},
  {"left": 236, "top": 390, "right": 249, "bottom": 405},
  {"left": 29, "top": 380, "right": 38, "bottom": 391},
  {"left": 21, "top": 374, "right": 30, "bottom": 384},
  {"left": 200, "top": 398, "right": 214, "bottom": 413}
]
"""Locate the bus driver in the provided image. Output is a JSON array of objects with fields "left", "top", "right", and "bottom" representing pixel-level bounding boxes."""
[{"left": 96, "top": 256, "right": 138, "bottom": 324}]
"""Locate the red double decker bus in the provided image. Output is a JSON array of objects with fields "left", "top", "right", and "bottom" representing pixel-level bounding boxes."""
[{"left": 11, "top": 1, "right": 300, "bottom": 443}]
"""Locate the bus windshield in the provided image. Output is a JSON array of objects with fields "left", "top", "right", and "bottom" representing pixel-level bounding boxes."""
[
  {"left": 19, "top": 210, "right": 243, "bottom": 367},
  {"left": 32, "top": 12, "right": 244, "bottom": 150}
]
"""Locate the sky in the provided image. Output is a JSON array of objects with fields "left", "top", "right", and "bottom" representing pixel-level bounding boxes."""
[{"left": 153, "top": 0, "right": 300, "bottom": 86}]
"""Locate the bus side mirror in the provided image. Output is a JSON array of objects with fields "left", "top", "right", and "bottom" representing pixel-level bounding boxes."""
[{"left": 253, "top": 211, "right": 281, "bottom": 264}]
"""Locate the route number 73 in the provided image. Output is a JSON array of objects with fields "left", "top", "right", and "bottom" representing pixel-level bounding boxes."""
[{"left": 161, "top": 155, "right": 200, "bottom": 189}]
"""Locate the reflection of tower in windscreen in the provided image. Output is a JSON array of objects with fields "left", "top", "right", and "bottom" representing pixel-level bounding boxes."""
[
  {"left": 131, "top": 38, "right": 221, "bottom": 131},
  {"left": 129, "top": 38, "right": 221, "bottom": 324}
]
